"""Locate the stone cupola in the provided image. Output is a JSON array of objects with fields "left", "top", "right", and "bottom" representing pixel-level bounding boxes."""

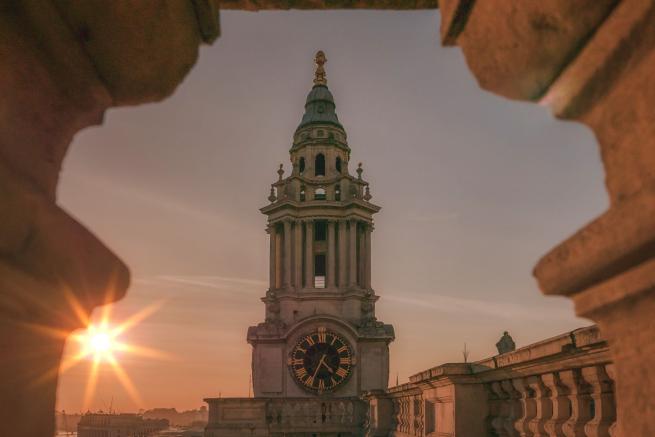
[{"left": 261, "top": 50, "right": 379, "bottom": 293}]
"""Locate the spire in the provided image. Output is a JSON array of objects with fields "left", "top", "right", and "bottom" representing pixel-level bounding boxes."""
[
  {"left": 295, "top": 50, "right": 344, "bottom": 133},
  {"left": 313, "top": 50, "right": 327, "bottom": 86}
]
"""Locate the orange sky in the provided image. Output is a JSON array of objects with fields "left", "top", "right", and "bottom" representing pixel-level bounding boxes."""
[{"left": 56, "top": 10, "right": 606, "bottom": 412}]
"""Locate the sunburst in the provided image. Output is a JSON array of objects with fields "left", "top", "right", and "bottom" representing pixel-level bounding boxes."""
[{"left": 27, "top": 287, "right": 168, "bottom": 410}]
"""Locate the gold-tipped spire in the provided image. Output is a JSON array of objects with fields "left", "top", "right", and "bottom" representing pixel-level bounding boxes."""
[{"left": 313, "top": 50, "right": 327, "bottom": 86}]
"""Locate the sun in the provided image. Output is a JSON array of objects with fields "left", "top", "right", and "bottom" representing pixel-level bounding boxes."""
[
  {"left": 26, "top": 287, "right": 168, "bottom": 410},
  {"left": 79, "top": 323, "right": 119, "bottom": 361}
]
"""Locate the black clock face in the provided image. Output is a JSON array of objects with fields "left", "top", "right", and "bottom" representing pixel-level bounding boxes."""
[{"left": 288, "top": 328, "right": 353, "bottom": 393}]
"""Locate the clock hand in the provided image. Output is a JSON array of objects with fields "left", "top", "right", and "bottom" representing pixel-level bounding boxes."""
[{"left": 312, "top": 354, "right": 327, "bottom": 379}]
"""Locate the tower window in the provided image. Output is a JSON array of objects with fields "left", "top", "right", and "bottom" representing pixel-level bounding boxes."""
[
  {"left": 315, "top": 154, "right": 325, "bottom": 176},
  {"left": 335, "top": 184, "right": 341, "bottom": 201},
  {"left": 299, "top": 157, "right": 305, "bottom": 174},
  {"left": 314, "top": 221, "right": 327, "bottom": 241},
  {"left": 336, "top": 156, "right": 342, "bottom": 173},
  {"left": 300, "top": 186, "right": 306, "bottom": 202},
  {"left": 315, "top": 187, "right": 326, "bottom": 200},
  {"left": 314, "top": 254, "right": 326, "bottom": 289}
]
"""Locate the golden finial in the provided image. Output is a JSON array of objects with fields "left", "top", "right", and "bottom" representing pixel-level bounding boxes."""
[{"left": 313, "top": 50, "right": 327, "bottom": 86}]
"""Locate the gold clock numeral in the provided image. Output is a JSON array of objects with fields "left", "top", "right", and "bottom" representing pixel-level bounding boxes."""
[
  {"left": 317, "top": 330, "right": 327, "bottom": 343},
  {"left": 306, "top": 376, "right": 314, "bottom": 386},
  {"left": 336, "top": 367, "right": 348, "bottom": 378},
  {"left": 306, "top": 336, "right": 316, "bottom": 346},
  {"left": 318, "top": 379, "right": 325, "bottom": 390},
  {"left": 337, "top": 345, "right": 348, "bottom": 353},
  {"left": 330, "top": 336, "right": 337, "bottom": 345},
  {"left": 340, "top": 356, "right": 351, "bottom": 365},
  {"left": 296, "top": 347, "right": 306, "bottom": 354},
  {"left": 331, "top": 377, "right": 338, "bottom": 386},
  {"left": 295, "top": 367, "right": 308, "bottom": 378},
  {"left": 292, "top": 358, "right": 304, "bottom": 365}
]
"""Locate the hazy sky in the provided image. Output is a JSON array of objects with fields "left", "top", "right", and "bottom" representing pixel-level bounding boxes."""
[{"left": 56, "top": 10, "right": 607, "bottom": 412}]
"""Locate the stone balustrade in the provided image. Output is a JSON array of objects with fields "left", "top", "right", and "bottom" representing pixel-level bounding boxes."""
[
  {"left": 366, "top": 326, "right": 615, "bottom": 437},
  {"left": 205, "top": 397, "right": 367, "bottom": 436}
]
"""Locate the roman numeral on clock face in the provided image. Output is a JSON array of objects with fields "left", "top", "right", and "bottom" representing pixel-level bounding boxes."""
[
  {"left": 337, "top": 345, "right": 348, "bottom": 353},
  {"left": 318, "top": 379, "right": 325, "bottom": 390},
  {"left": 336, "top": 367, "right": 348, "bottom": 378},
  {"left": 340, "top": 356, "right": 351, "bottom": 365},
  {"left": 295, "top": 367, "right": 308, "bottom": 378},
  {"left": 305, "top": 336, "right": 316, "bottom": 346}
]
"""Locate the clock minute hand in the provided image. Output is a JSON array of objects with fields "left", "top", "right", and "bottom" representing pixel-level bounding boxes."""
[{"left": 312, "top": 354, "right": 327, "bottom": 379}]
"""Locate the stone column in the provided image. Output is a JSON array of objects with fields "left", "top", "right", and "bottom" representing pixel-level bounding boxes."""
[
  {"left": 294, "top": 221, "right": 303, "bottom": 290},
  {"left": 338, "top": 219, "right": 347, "bottom": 287},
  {"left": 275, "top": 226, "right": 283, "bottom": 289},
  {"left": 268, "top": 225, "right": 277, "bottom": 290},
  {"left": 364, "top": 223, "right": 372, "bottom": 289},
  {"left": 327, "top": 220, "right": 336, "bottom": 288},
  {"left": 358, "top": 223, "right": 366, "bottom": 287},
  {"left": 304, "top": 220, "right": 314, "bottom": 288},
  {"left": 283, "top": 220, "right": 292, "bottom": 288},
  {"left": 348, "top": 219, "right": 358, "bottom": 287}
]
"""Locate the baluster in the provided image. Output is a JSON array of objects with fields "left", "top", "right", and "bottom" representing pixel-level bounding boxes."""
[
  {"left": 605, "top": 365, "right": 619, "bottom": 437},
  {"left": 490, "top": 382, "right": 511, "bottom": 437},
  {"left": 582, "top": 365, "right": 615, "bottom": 437},
  {"left": 513, "top": 378, "right": 537, "bottom": 437},
  {"left": 526, "top": 375, "right": 552, "bottom": 436},
  {"left": 541, "top": 372, "right": 570, "bottom": 437},
  {"left": 501, "top": 380, "right": 522, "bottom": 437},
  {"left": 559, "top": 369, "right": 593, "bottom": 437}
]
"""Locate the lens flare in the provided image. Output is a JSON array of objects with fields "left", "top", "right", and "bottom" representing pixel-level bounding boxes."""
[{"left": 26, "top": 287, "right": 168, "bottom": 410}]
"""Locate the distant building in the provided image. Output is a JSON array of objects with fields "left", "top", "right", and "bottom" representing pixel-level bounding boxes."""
[
  {"left": 143, "top": 407, "right": 207, "bottom": 427},
  {"left": 77, "top": 413, "right": 168, "bottom": 437}
]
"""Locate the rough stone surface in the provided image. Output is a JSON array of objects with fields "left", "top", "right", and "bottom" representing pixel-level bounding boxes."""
[
  {"left": 451, "top": 0, "right": 617, "bottom": 100},
  {"left": 0, "top": 2, "right": 219, "bottom": 436}
]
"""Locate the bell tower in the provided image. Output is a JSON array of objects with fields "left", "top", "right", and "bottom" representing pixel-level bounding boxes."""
[{"left": 248, "top": 51, "right": 394, "bottom": 399}]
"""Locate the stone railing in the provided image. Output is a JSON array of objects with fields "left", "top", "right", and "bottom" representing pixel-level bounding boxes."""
[
  {"left": 366, "top": 326, "right": 615, "bottom": 437},
  {"left": 204, "top": 397, "right": 367, "bottom": 436}
]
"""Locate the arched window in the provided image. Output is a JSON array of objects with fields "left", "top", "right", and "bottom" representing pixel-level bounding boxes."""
[
  {"left": 315, "top": 154, "right": 325, "bottom": 176},
  {"left": 336, "top": 156, "right": 342, "bottom": 174},
  {"left": 299, "top": 157, "right": 306, "bottom": 175},
  {"left": 300, "top": 185, "right": 306, "bottom": 202},
  {"left": 334, "top": 184, "right": 341, "bottom": 201},
  {"left": 315, "top": 187, "right": 326, "bottom": 200}
]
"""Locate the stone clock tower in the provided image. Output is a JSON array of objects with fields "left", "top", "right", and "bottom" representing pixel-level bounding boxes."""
[{"left": 248, "top": 51, "right": 395, "bottom": 399}]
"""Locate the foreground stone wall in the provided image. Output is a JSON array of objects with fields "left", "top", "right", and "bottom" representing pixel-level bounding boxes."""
[
  {"left": 366, "top": 326, "right": 615, "bottom": 437},
  {"left": 0, "top": 2, "right": 219, "bottom": 436},
  {"left": 2, "top": 1, "right": 654, "bottom": 437}
]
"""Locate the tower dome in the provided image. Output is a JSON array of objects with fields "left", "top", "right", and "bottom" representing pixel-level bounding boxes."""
[{"left": 293, "top": 51, "right": 348, "bottom": 151}]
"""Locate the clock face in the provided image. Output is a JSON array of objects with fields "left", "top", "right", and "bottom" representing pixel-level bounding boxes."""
[{"left": 288, "top": 327, "right": 353, "bottom": 393}]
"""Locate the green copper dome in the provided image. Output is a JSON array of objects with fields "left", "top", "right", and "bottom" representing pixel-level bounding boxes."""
[{"left": 296, "top": 84, "right": 344, "bottom": 130}]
